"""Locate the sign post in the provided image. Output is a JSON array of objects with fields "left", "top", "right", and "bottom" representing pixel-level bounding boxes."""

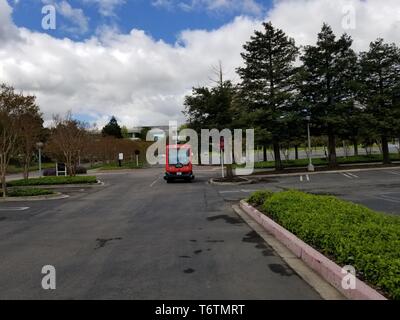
[
  {"left": 118, "top": 153, "right": 124, "bottom": 167},
  {"left": 134, "top": 150, "right": 140, "bottom": 167},
  {"left": 220, "top": 137, "right": 225, "bottom": 178}
]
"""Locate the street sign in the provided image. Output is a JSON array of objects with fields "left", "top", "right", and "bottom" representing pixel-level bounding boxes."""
[{"left": 119, "top": 153, "right": 124, "bottom": 160}]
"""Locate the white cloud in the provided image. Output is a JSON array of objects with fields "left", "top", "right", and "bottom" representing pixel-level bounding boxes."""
[
  {"left": 153, "top": 0, "right": 265, "bottom": 16},
  {"left": 0, "top": 0, "right": 400, "bottom": 127},
  {"left": 82, "top": 0, "right": 125, "bottom": 17}
]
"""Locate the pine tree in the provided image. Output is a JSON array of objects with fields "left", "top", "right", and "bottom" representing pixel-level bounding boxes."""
[
  {"left": 299, "top": 24, "right": 358, "bottom": 168},
  {"left": 102, "top": 116, "right": 123, "bottom": 139},
  {"left": 237, "top": 22, "right": 299, "bottom": 171},
  {"left": 359, "top": 39, "right": 400, "bottom": 164}
]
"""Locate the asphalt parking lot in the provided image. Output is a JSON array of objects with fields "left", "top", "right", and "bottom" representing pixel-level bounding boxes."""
[
  {"left": 216, "top": 168, "right": 400, "bottom": 215},
  {"left": 0, "top": 166, "right": 398, "bottom": 300}
]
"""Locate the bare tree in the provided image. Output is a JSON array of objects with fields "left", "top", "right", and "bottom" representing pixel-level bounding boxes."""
[
  {"left": 0, "top": 84, "right": 38, "bottom": 197},
  {"left": 46, "top": 113, "right": 88, "bottom": 177},
  {"left": 18, "top": 102, "right": 43, "bottom": 180}
]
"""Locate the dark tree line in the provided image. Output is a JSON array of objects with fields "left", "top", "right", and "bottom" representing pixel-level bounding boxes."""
[{"left": 183, "top": 22, "right": 400, "bottom": 170}]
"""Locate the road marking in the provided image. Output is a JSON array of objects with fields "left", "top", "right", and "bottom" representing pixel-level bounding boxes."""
[
  {"left": 341, "top": 173, "right": 353, "bottom": 179},
  {"left": 346, "top": 172, "right": 359, "bottom": 179},
  {"left": 241, "top": 189, "right": 259, "bottom": 193},
  {"left": 377, "top": 195, "right": 400, "bottom": 203},
  {"left": 150, "top": 175, "right": 162, "bottom": 188},
  {"left": 0, "top": 207, "right": 29, "bottom": 211},
  {"left": 300, "top": 175, "right": 310, "bottom": 182},
  {"left": 219, "top": 190, "right": 241, "bottom": 194},
  {"left": 388, "top": 171, "right": 400, "bottom": 176}
]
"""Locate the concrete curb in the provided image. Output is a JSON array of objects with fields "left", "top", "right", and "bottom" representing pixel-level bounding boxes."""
[
  {"left": 209, "top": 177, "right": 254, "bottom": 186},
  {"left": 239, "top": 200, "right": 387, "bottom": 300},
  {"left": 0, "top": 192, "right": 69, "bottom": 203}
]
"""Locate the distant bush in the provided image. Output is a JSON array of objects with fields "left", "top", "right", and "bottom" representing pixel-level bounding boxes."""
[
  {"left": 74, "top": 166, "right": 87, "bottom": 174},
  {"left": 43, "top": 168, "right": 56, "bottom": 176},
  {"left": 248, "top": 190, "right": 400, "bottom": 299}
]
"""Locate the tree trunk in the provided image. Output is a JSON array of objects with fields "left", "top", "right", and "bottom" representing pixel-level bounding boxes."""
[
  {"left": 294, "top": 145, "right": 299, "bottom": 160},
  {"left": 263, "top": 145, "right": 268, "bottom": 162},
  {"left": 226, "top": 164, "right": 233, "bottom": 179},
  {"left": 381, "top": 135, "right": 391, "bottom": 164},
  {"left": 353, "top": 139, "right": 359, "bottom": 157},
  {"left": 328, "top": 133, "right": 338, "bottom": 168},
  {"left": 1, "top": 173, "right": 6, "bottom": 198},
  {"left": 273, "top": 142, "right": 283, "bottom": 171}
]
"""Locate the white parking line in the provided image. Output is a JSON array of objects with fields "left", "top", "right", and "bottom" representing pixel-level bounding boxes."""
[
  {"left": 300, "top": 175, "right": 310, "bottom": 182},
  {"left": 219, "top": 190, "right": 241, "bottom": 194},
  {"left": 388, "top": 171, "right": 400, "bottom": 176},
  {"left": 341, "top": 173, "right": 353, "bottom": 179},
  {"left": 346, "top": 172, "right": 359, "bottom": 178},
  {"left": 377, "top": 195, "right": 400, "bottom": 203},
  {"left": 150, "top": 175, "right": 162, "bottom": 188},
  {"left": 0, "top": 207, "right": 29, "bottom": 211}
]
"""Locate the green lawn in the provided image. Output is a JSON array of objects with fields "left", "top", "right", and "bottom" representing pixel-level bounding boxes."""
[
  {"left": 7, "top": 176, "right": 98, "bottom": 187},
  {"left": 248, "top": 190, "right": 400, "bottom": 300},
  {"left": 1, "top": 188, "right": 54, "bottom": 197},
  {"left": 6, "top": 163, "right": 55, "bottom": 174},
  {"left": 94, "top": 162, "right": 144, "bottom": 170},
  {"left": 251, "top": 153, "right": 400, "bottom": 169}
]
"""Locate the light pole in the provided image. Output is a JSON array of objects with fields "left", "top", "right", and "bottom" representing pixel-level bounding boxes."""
[
  {"left": 36, "top": 142, "right": 44, "bottom": 177},
  {"left": 306, "top": 116, "right": 315, "bottom": 172}
]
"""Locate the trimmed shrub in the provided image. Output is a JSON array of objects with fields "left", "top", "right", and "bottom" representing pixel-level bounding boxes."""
[
  {"left": 8, "top": 176, "right": 97, "bottom": 187},
  {"left": 247, "top": 190, "right": 274, "bottom": 207},
  {"left": 248, "top": 190, "right": 400, "bottom": 299}
]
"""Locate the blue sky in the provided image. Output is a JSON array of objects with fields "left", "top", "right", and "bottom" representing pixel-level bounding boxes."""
[
  {"left": 10, "top": 0, "right": 271, "bottom": 43},
  {"left": 2, "top": 0, "right": 398, "bottom": 127}
]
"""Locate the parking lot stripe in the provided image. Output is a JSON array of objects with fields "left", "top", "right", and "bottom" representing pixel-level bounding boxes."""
[
  {"left": 306, "top": 174, "right": 310, "bottom": 181},
  {"left": 0, "top": 207, "right": 29, "bottom": 211},
  {"left": 377, "top": 195, "right": 400, "bottom": 203},
  {"left": 300, "top": 176, "right": 303, "bottom": 182},
  {"left": 340, "top": 173, "right": 353, "bottom": 179},
  {"left": 388, "top": 171, "right": 400, "bottom": 176},
  {"left": 347, "top": 173, "right": 359, "bottom": 178}
]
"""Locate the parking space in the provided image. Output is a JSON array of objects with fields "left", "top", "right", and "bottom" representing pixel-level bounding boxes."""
[{"left": 216, "top": 168, "right": 400, "bottom": 215}]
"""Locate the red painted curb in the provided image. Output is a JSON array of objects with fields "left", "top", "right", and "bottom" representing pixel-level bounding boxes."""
[{"left": 239, "top": 200, "right": 387, "bottom": 300}]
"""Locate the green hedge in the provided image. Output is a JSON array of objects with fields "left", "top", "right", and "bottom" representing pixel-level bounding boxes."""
[
  {"left": 1, "top": 188, "right": 54, "bottom": 197},
  {"left": 7, "top": 176, "right": 97, "bottom": 187},
  {"left": 248, "top": 190, "right": 400, "bottom": 300}
]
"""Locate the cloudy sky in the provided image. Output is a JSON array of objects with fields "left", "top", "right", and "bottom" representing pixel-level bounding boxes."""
[{"left": 0, "top": 0, "right": 399, "bottom": 128}]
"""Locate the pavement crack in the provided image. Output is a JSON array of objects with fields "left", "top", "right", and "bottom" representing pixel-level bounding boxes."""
[{"left": 95, "top": 237, "right": 122, "bottom": 250}]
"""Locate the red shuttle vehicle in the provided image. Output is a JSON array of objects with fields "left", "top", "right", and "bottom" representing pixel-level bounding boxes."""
[{"left": 164, "top": 144, "right": 195, "bottom": 183}]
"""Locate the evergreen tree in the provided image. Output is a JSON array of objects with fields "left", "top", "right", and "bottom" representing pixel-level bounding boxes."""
[
  {"left": 358, "top": 39, "right": 400, "bottom": 164},
  {"left": 299, "top": 24, "right": 358, "bottom": 168},
  {"left": 102, "top": 116, "right": 123, "bottom": 139},
  {"left": 237, "top": 22, "right": 299, "bottom": 170}
]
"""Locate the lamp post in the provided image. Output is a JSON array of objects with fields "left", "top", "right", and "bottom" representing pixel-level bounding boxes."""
[
  {"left": 36, "top": 142, "right": 44, "bottom": 177},
  {"left": 306, "top": 116, "right": 315, "bottom": 172}
]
